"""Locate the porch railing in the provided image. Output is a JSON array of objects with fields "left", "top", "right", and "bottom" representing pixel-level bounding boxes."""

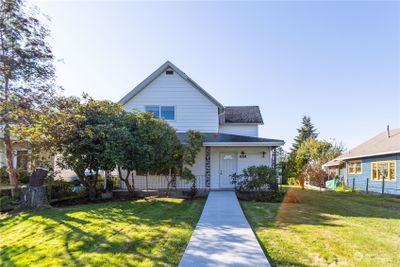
[{"left": 118, "top": 175, "right": 207, "bottom": 191}]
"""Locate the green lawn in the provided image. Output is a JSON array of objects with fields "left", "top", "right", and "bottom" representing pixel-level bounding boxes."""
[
  {"left": 241, "top": 187, "right": 400, "bottom": 267},
  {"left": 0, "top": 198, "right": 205, "bottom": 267}
]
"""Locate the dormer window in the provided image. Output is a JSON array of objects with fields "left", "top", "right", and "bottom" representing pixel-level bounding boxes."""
[
  {"left": 145, "top": 105, "right": 175, "bottom": 120},
  {"left": 166, "top": 69, "right": 174, "bottom": 75}
]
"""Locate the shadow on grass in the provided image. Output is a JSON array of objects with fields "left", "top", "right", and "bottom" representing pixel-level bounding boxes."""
[
  {"left": 0, "top": 198, "right": 205, "bottom": 267},
  {"left": 241, "top": 188, "right": 400, "bottom": 267},
  {"left": 246, "top": 188, "right": 400, "bottom": 227}
]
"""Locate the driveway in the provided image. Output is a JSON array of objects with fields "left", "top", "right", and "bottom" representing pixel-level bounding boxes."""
[{"left": 179, "top": 191, "right": 270, "bottom": 267}]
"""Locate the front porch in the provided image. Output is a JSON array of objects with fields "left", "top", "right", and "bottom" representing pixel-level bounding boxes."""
[{"left": 115, "top": 132, "right": 284, "bottom": 192}]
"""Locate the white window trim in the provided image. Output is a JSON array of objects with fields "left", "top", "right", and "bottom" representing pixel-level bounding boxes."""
[{"left": 145, "top": 105, "right": 176, "bottom": 121}]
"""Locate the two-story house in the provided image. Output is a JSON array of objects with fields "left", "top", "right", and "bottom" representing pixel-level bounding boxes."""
[{"left": 119, "top": 61, "right": 284, "bottom": 190}]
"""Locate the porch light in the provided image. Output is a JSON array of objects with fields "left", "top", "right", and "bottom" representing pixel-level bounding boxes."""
[
  {"left": 262, "top": 151, "right": 266, "bottom": 158},
  {"left": 240, "top": 151, "right": 247, "bottom": 158}
]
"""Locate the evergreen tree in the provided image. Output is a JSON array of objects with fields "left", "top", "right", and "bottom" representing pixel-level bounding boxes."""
[
  {"left": 291, "top": 116, "right": 318, "bottom": 152},
  {"left": 283, "top": 116, "right": 318, "bottom": 179}
]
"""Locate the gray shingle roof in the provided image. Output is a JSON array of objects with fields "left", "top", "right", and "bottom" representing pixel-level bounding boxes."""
[
  {"left": 224, "top": 106, "right": 263, "bottom": 124},
  {"left": 177, "top": 132, "right": 284, "bottom": 145},
  {"left": 337, "top": 128, "right": 400, "bottom": 160},
  {"left": 322, "top": 158, "right": 344, "bottom": 168}
]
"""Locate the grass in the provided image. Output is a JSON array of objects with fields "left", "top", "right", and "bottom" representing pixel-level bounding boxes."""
[
  {"left": 0, "top": 198, "right": 205, "bottom": 267},
  {"left": 241, "top": 187, "right": 400, "bottom": 267}
]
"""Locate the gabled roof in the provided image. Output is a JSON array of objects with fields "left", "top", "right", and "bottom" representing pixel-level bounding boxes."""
[
  {"left": 118, "top": 61, "right": 223, "bottom": 108},
  {"left": 224, "top": 106, "right": 263, "bottom": 124},
  {"left": 177, "top": 132, "right": 284, "bottom": 147},
  {"left": 336, "top": 128, "right": 400, "bottom": 160}
]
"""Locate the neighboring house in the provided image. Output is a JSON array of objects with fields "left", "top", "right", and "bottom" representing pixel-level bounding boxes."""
[
  {"left": 0, "top": 134, "right": 30, "bottom": 172},
  {"left": 323, "top": 127, "right": 400, "bottom": 195},
  {"left": 118, "top": 61, "right": 284, "bottom": 190},
  {"left": 0, "top": 133, "right": 75, "bottom": 182}
]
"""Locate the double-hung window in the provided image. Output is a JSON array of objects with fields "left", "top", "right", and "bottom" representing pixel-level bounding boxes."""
[
  {"left": 348, "top": 160, "right": 362, "bottom": 174},
  {"left": 371, "top": 161, "right": 396, "bottom": 181},
  {"left": 145, "top": 105, "right": 175, "bottom": 120}
]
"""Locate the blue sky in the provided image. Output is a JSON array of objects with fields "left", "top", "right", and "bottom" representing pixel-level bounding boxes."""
[{"left": 32, "top": 1, "right": 400, "bottom": 150}]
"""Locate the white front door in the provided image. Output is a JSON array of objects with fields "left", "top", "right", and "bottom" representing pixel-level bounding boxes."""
[{"left": 219, "top": 153, "right": 237, "bottom": 189}]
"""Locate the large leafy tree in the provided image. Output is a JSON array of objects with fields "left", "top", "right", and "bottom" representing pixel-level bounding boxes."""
[
  {"left": 0, "top": 0, "right": 58, "bottom": 188},
  {"left": 106, "top": 111, "right": 139, "bottom": 193},
  {"left": 18, "top": 96, "right": 85, "bottom": 168},
  {"left": 295, "top": 138, "right": 344, "bottom": 172},
  {"left": 58, "top": 97, "right": 123, "bottom": 200},
  {"left": 134, "top": 112, "right": 181, "bottom": 195},
  {"left": 107, "top": 111, "right": 182, "bottom": 195}
]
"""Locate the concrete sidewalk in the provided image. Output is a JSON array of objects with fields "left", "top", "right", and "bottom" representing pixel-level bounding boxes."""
[{"left": 179, "top": 191, "right": 270, "bottom": 267}]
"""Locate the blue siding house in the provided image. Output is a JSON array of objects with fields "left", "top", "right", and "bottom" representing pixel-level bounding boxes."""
[{"left": 323, "top": 127, "right": 400, "bottom": 195}]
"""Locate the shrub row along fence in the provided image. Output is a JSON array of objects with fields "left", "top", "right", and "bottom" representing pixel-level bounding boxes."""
[
  {"left": 116, "top": 175, "right": 207, "bottom": 191},
  {"left": 0, "top": 180, "right": 103, "bottom": 212},
  {"left": 347, "top": 177, "right": 400, "bottom": 195}
]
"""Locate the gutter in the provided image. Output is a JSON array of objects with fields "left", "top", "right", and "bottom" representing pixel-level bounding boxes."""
[
  {"left": 203, "top": 141, "right": 285, "bottom": 147},
  {"left": 337, "top": 150, "right": 400, "bottom": 161}
]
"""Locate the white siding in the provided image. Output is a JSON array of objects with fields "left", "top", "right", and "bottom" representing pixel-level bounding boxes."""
[
  {"left": 219, "top": 125, "right": 259, "bottom": 137},
  {"left": 188, "top": 147, "right": 205, "bottom": 176},
  {"left": 187, "top": 146, "right": 272, "bottom": 189},
  {"left": 123, "top": 72, "right": 219, "bottom": 132},
  {"left": 210, "top": 147, "right": 272, "bottom": 189}
]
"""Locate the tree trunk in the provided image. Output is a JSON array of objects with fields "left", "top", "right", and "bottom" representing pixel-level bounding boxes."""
[
  {"left": 75, "top": 169, "right": 98, "bottom": 201},
  {"left": 118, "top": 167, "right": 134, "bottom": 195},
  {"left": 87, "top": 186, "right": 97, "bottom": 201},
  {"left": 4, "top": 125, "right": 17, "bottom": 189},
  {"left": 165, "top": 176, "right": 171, "bottom": 197},
  {"left": 105, "top": 171, "right": 113, "bottom": 191},
  {"left": 123, "top": 178, "right": 135, "bottom": 193},
  {"left": 20, "top": 168, "right": 50, "bottom": 210}
]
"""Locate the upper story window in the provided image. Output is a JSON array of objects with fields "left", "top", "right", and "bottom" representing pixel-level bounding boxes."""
[
  {"left": 145, "top": 105, "right": 175, "bottom": 120},
  {"left": 348, "top": 160, "right": 362, "bottom": 174},
  {"left": 371, "top": 161, "right": 396, "bottom": 181}
]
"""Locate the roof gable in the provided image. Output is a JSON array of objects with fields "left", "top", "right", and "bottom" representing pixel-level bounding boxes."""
[{"left": 119, "top": 61, "right": 223, "bottom": 108}]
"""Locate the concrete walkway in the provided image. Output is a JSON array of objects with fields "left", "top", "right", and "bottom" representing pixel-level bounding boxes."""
[{"left": 179, "top": 191, "right": 270, "bottom": 267}]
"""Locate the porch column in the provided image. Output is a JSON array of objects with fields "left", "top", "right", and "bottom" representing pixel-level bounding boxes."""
[
  {"left": 205, "top": 146, "right": 211, "bottom": 188},
  {"left": 271, "top": 147, "right": 277, "bottom": 169}
]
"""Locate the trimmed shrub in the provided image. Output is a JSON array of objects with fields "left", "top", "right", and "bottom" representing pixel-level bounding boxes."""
[
  {"left": 231, "top": 165, "right": 280, "bottom": 202},
  {"left": 0, "top": 167, "right": 31, "bottom": 185},
  {"left": 46, "top": 180, "right": 86, "bottom": 201}
]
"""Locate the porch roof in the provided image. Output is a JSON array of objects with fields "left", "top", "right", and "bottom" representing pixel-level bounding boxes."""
[
  {"left": 177, "top": 132, "right": 284, "bottom": 147},
  {"left": 322, "top": 159, "right": 344, "bottom": 168}
]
